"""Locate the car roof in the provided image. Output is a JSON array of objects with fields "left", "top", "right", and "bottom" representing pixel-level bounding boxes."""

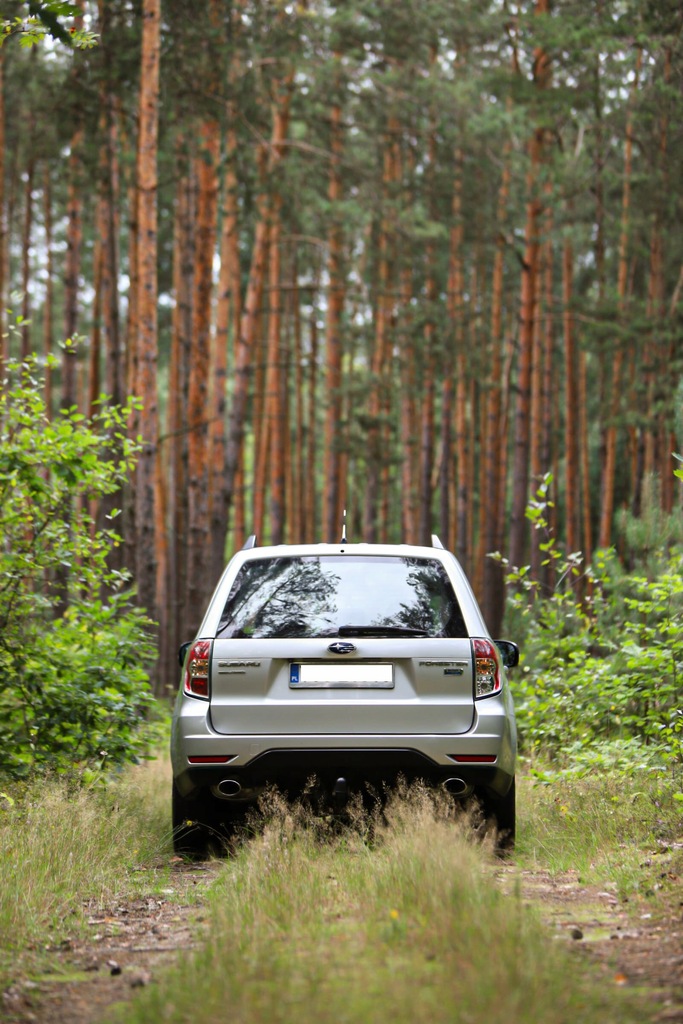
[{"left": 236, "top": 540, "right": 449, "bottom": 560}]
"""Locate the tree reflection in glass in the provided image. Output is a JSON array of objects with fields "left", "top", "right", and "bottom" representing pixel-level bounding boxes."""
[{"left": 216, "top": 556, "right": 467, "bottom": 639}]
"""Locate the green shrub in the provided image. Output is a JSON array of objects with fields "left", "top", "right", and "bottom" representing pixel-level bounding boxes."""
[
  {"left": 0, "top": 356, "right": 155, "bottom": 777},
  {"left": 497, "top": 475, "right": 683, "bottom": 782}
]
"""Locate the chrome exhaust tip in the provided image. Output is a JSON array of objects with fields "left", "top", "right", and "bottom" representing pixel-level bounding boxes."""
[
  {"left": 443, "top": 777, "right": 469, "bottom": 797},
  {"left": 216, "top": 779, "right": 242, "bottom": 798}
]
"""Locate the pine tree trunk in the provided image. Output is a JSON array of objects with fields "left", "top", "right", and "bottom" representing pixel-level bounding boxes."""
[
  {"left": 399, "top": 266, "right": 419, "bottom": 545},
  {"left": 364, "top": 115, "right": 398, "bottom": 542},
  {"left": 598, "top": 48, "right": 641, "bottom": 550},
  {"left": 481, "top": 146, "right": 511, "bottom": 630},
  {"left": 578, "top": 342, "right": 592, "bottom": 569},
  {"left": 418, "top": 91, "right": 441, "bottom": 548},
  {"left": 268, "top": 199, "right": 286, "bottom": 544},
  {"left": 651, "top": 49, "right": 671, "bottom": 512},
  {"left": 323, "top": 90, "right": 345, "bottom": 542},
  {"left": 20, "top": 147, "right": 34, "bottom": 360},
  {"left": 89, "top": 228, "right": 103, "bottom": 416},
  {"left": 540, "top": 228, "right": 555, "bottom": 592},
  {"left": 305, "top": 309, "right": 319, "bottom": 539},
  {"left": 209, "top": 0, "right": 242, "bottom": 568},
  {"left": 167, "top": 157, "right": 195, "bottom": 654},
  {"left": 121, "top": 150, "right": 139, "bottom": 606},
  {"left": 134, "top": 0, "right": 161, "bottom": 635},
  {"left": 290, "top": 256, "right": 304, "bottom": 543},
  {"left": 96, "top": 1, "right": 122, "bottom": 410},
  {"left": 94, "top": 82, "right": 125, "bottom": 582},
  {"left": 509, "top": 0, "right": 550, "bottom": 570},
  {"left": 187, "top": 115, "right": 220, "bottom": 619},
  {"left": 62, "top": 125, "right": 83, "bottom": 409},
  {"left": 21, "top": 48, "right": 37, "bottom": 361},
  {"left": 419, "top": 307, "right": 436, "bottom": 546},
  {"left": 43, "top": 168, "right": 54, "bottom": 416},
  {"left": 224, "top": 70, "right": 294, "bottom": 534},
  {"left": 562, "top": 221, "right": 579, "bottom": 556},
  {"left": 254, "top": 203, "right": 287, "bottom": 543},
  {"left": 61, "top": 1, "right": 85, "bottom": 411},
  {"left": 450, "top": 147, "right": 466, "bottom": 562},
  {"left": 251, "top": 232, "right": 272, "bottom": 540}
]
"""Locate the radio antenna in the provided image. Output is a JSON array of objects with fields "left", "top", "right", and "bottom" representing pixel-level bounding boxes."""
[{"left": 341, "top": 508, "right": 347, "bottom": 545}]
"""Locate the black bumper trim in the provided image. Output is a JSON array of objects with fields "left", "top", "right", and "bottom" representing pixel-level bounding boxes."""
[{"left": 175, "top": 747, "right": 513, "bottom": 800}]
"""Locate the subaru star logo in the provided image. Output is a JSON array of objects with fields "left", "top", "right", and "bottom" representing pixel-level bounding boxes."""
[{"left": 328, "top": 641, "right": 357, "bottom": 655}]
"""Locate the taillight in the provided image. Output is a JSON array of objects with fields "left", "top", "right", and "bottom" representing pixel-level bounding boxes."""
[
  {"left": 473, "top": 638, "right": 501, "bottom": 699},
  {"left": 183, "top": 640, "right": 211, "bottom": 699}
]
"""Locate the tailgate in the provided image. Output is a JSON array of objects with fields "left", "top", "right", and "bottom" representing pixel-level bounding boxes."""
[{"left": 209, "top": 638, "right": 475, "bottom": 736}]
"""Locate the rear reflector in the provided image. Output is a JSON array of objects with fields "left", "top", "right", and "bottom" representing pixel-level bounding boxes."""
[
  {"left": 448, "top": 755, "right": 497, "bottom": 764},
  {"left": 188, "top": 755, "right": 236, "bottom": 765}
]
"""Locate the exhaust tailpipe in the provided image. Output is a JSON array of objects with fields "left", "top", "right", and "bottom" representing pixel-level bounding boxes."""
[
  {"left": 217, "top": 779, "right": 242, "bottom": 797},
  {"left": 443, "top": 777, "right": 469, "bottom": 796}
]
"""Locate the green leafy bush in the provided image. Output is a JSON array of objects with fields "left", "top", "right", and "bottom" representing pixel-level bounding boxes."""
[
  {"left": 0, "top": 357, "right": 155, "bottom": 778},
  {"left": 498, "top": 475, "right": 683, "bottom": 783}
]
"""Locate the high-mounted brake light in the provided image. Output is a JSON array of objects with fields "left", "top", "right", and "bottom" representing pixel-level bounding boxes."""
[
  {"left": 472, "top": 638, "right": 502, "bottom": 699},
  {"left": 183, "top": 640, "right": 211, "bottom": 699}
]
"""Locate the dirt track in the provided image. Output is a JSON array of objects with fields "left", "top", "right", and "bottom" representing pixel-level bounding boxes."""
[
  {"left": 3, "top": 851, "right": 682, "bottom": 1024},
  {"left": 499, "top": 862, "right": 683, "bottom": 1022}
]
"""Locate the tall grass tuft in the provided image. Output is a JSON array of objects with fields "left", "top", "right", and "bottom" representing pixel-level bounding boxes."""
[
  {"left": 0, "top": 755, "right": 173, "bottom": 984},
  {"left": 122, "top": 783, "right": 646, "bottom": 1024}
]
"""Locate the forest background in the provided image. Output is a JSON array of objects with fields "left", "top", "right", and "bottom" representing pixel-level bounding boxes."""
[{"left": 0, "top": 0, "right": 682, "bottom": 738}]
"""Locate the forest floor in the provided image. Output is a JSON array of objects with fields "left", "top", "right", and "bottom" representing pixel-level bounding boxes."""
[{"left": 3, "top": 844, "right": 682, "bottom": 1024}]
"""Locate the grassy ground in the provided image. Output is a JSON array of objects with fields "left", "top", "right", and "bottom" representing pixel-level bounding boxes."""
[
  {"left": 117, "top": 780, "right": 677, "bottom": 1024},
  {"left": 2, "top": 758, "right": 680, "bottom": 1023},
  {"left": 517, "top": 767, "right": 683, "bottom": 896},
  {"left": 0, "top": 757, "right": 174, "bottom": 989}
]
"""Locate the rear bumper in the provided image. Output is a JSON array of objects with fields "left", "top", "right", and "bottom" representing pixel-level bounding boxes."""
[
  {"left": 171, "top": 692, "right": 516, "bottom": 800},
  {"left": 175, "top": 747, "right": 513, "bottom": 800}
]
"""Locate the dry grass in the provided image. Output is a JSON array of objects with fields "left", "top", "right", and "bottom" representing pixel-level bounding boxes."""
[
  {"left": 0, "top": 754, "right": 173, "bottom": 986},
  {"left": 3, "top": 762, "right": 675, "bottom": 1022},
  {"left": 120, "top": 782, "right": 647, "bottom": 1024}
]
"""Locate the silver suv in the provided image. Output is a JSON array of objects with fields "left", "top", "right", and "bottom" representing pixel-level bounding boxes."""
[{"left": 171, "top": 537, "right": 518, "bottom": 853}]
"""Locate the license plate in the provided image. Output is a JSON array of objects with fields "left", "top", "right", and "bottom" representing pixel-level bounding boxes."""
[{"left": 290, "top": 663, "right": 394, "bottom": 689}]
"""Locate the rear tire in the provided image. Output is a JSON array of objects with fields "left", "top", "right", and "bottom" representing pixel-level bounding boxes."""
[
  {"left": 172, "top": 782, "right": 250, "bottom": 857},
  {"left": 483, "top": 777, "right": 516, "bottom": 852},
  {"left": 172, "top": 782, "right": 215, "bottom": 857}
]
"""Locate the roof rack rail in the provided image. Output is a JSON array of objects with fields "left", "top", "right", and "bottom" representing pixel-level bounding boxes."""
[
  {"left": 242, "top": 534, "right": 257, "bottom": 550},
  {"left": 431, "top": 534, "right": 445, "bottom": 549}
]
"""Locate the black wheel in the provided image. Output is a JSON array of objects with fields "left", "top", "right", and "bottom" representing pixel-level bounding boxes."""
[
  {"left": 483, "top": 778, "right": 516, "bottom": 852},
  {"left": 172, "top": 782, "right": 250, "bottom": 857},
  {"left": 172, "top": 781, "right": 215, "bottom": 857}
]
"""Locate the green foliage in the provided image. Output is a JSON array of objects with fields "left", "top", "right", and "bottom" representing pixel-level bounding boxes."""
[
  {"left": 0, "top": 356, "right": 155, "bottom": 778},
  {"left": 499, "top": 476, "right": 683, "bottom": 785},
  {"left": 1, "top": 2, "right": 98, "bottom": 49}
]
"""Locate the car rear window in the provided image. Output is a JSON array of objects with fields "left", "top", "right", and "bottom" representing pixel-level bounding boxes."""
[{"left": 216, "top": 555, "right": 467, "bottom": 639}]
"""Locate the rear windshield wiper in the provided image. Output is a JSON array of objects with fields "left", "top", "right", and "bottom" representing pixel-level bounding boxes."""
[{"left": 337, "top": 625, "right": 429, "bottom": 638}]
